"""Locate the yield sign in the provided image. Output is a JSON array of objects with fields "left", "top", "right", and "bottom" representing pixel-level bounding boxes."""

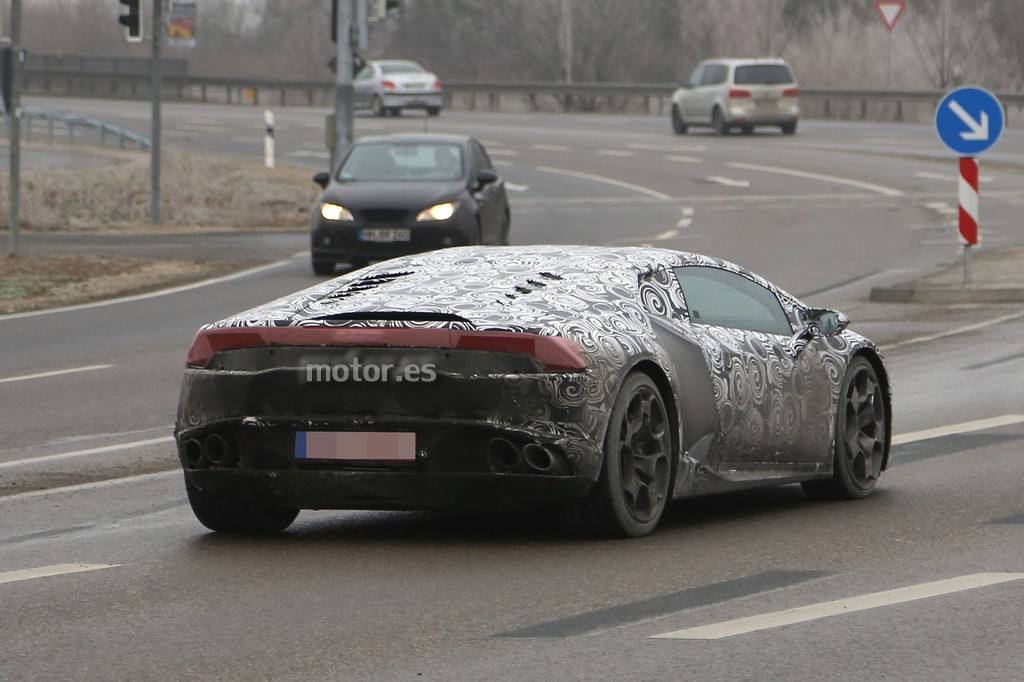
[{"left": 875, "top": 0, "right": 907, "bottom": 32}]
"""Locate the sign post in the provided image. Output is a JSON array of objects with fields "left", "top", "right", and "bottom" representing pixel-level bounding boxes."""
[{"left": 935, "top": 86, "right": 1005, "bottom": 285}]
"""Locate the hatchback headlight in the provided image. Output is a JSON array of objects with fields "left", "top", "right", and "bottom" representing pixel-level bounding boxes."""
[
  {"left": 320, "top": 203, "right": 354, "bottom": 221},
  {"left": 416, "top": 202, "right": 459, "bottom": 222}
]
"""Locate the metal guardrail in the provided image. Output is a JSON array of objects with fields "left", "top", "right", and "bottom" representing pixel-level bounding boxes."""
[
  {"left": 20, "top": 68, "right": 1024, "bottom": 119},
  {"left": 17, "top": 107, "right": 150, "bottom": 150}
]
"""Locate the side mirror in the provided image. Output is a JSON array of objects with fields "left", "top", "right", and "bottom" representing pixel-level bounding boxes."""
[
  {"left": 786, "top": 308, "right": 850, "bottom": 358},
  {"left": 476, "top": 169, "right": 498, "bottom": 187},
  {"left": 313, "top": 171, "right": 330, "bottom": 190}
]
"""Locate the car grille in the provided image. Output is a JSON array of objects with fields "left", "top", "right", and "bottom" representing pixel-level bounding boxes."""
[{"left": 361, "top": 209, "right": 410, "bottom": 225}]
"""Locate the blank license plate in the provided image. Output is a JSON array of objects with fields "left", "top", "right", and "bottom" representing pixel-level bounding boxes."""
[
  {"left": 360, "top": 228, "right": 411, "bottom": 242},
  {"left": 295, "top": 431, "right": 416, "bottom": 461}
]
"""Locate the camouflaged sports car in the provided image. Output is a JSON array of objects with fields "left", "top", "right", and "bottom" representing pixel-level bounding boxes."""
[{"left": 176, "top": 246, "right": 892, "bottom": 537}]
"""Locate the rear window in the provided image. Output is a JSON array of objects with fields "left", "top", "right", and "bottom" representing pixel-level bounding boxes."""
[
  {"left": 734, "top": 65, "right": 794, "bottom": 85},
  {"left": 380, "top": 62, "right": 425, "bottom": 75}
]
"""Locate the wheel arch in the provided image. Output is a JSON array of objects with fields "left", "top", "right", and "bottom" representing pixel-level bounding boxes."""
[
  {"left": 852, "top": 348, "right": 893, "bottom": 471},
  {"left": 628, "top": 359, "right": 683, "bottom": 495}
]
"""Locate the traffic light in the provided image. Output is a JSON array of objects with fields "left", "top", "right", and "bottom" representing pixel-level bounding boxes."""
[{"left": 118, "top": 0, "right": 143, "bottom": 43}]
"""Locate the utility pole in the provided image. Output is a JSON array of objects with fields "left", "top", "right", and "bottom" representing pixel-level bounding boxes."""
[
  {"left": 560, "top": 0, "right": 573, "bottom": 83},
  {"left": 940, "top": 0, "right": 951, "bottom": 88},
  {"left": 332, "top": 0, "right": 354, "bottom": 167},
  {"left": 8, "top": 0, "right": 21, "bottom": 256},
  {"left": 151, "top": 0, "right": 163, "bottom": 224}
]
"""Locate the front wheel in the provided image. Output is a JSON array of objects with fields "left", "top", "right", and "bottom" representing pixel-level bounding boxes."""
[
  {"left": 186, "top": 479, "right": 299, "bottom": 534},
  {"left": 671, "top": 105, "right": 688, "bottom": 135},
  {"left": 559, "top": 373, "right": 673, "bottom": 538},
  {"left": 781, "top": 121, "right": 798, "bottom": 135},
  {"left": 802, "top": 356, "right": 888, "bottom": 500}
]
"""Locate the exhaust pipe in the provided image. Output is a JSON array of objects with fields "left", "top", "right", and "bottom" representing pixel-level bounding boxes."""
[
  {"left": 488, "top": 438, "right": 521, "bottom": 473},
  {"left": 205, "top": 433, "right": 236, "bottom": 467},
  {"left": 183, "top": 439, "right": 205, "bottom": 469},
  {"left": 523, "top": 443, "right": 569, "bottom": 476}
]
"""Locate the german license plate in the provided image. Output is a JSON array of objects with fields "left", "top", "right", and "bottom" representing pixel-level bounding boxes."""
[
  {"left": 755, "top": 98, "right": 776, "bottom": 107},
  {"left": 295, "top": 431, "right": 416, "bottom": 461},
  {"left": 360, "top": 228, "right": 411, "bottom": 242}
]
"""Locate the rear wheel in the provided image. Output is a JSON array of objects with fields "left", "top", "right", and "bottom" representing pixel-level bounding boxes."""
[
  {"left": 781, "top": 121, "right": 798, "bottom": 135},
  {"left": 312, "top": 259, "right": 335, "bottom": 276},
  {"left": 186, "top": 479, "right": 299, "bottom": 534},
  {"left": 712, "top": 107, "right": 730, "bottom": 136},
  {"left": 560, "top": 373, "right": 673, "bottom": 538},
  {"left": 372, "top": 95, "right": 386, "bottom": 117},
  {"left": 671, "top": 105, "right": 688, "bottom": 135},
  {"left": 741, "top": 125, "right": 754, "bottom": 135},
  {"left": 388, "top": 107, "right": 403, "bottom": 117},
  {"left": 426, "top": 106, "right": 441, "bottom": 117},
  {"left": 802, "top": 357, "right": 887, "bottom": 500}
]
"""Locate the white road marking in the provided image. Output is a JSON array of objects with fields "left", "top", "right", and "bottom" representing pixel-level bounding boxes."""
[
  {"left": 916, "top": 171, "right": 993, "bottom": 183},
  {"left": 491, "top": 159, "right": 513, "bottom": 167},
  {"left": 892, "top": 415, "right": 1024, "bottom": 445},
  {"left": 707, "top": 176, "right": 751, "bottom": 188},
  {"left": 0, "top": 255, "right": 299, "bottom": 322},
  {"left": 597, "top": 149, "right": 637, "bottom": 157},
  {"left": 535, "top": 166, "right": 671, "bottom": 200},
  {"left": 0, "top": 437, "right": 174, "bottom": 470},
  {"left": 655, "top": 230, "right": 680, "bottom": 240},
  {"left": 0, "top": 470, "right": 179, "bottom": 504},
  {"left": 286, "top": 150, "right": 331, "bottom": 159},
  {"left": 488, "top": 149, "right": 518, "bottom": 156},
  {"left": 887, "top": 308, "right": 1024, "bottom": 351},
  {"left": 728, "top": 162, "right": 905, "bottom": 197},
  {"left": 677, "top": 207, "right": 694, "bottom": 228},
  {"left": 0, "top": 564, "right": 120, "bottom": 587},
  {"left": 651, "top": 573, "right": 1024, "bottom": 640},
  {"left": 505, "top": 183, "right": 530, "bottom": 192},
  {"left": 532, "top": 144, "right": 571, "bottom": 152},
  {"left": 0, "top": 364, "right": 113, "bottom": 385},
  {"left": 629, "top": 143, "right": 706, "bottom": 153},
  {"left": 664, "top": 155, "right": 701, "bottom": 164}
]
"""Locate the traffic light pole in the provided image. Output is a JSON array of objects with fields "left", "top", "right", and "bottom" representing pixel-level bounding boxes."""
[
  {"left": 332, "top": 0, "right": 354, "bottom": 168},
  {"left": 8, "top": 0, "right": 21, "bottom": 256},
  {"left": 150, "top": 0, "right": 163, "bottom": 224}
]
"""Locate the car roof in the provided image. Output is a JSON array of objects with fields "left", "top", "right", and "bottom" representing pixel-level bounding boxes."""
[
  {"left": 354, "top": 133, "right": 472, "bottom": 146},
  {"left": 701, "top": 57, "right": 790, "bottom": 66}
]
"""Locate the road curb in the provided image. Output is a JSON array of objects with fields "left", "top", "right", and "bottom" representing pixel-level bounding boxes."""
[{"left": 870, "top": 285, "right": 1024, "bottom": 304}]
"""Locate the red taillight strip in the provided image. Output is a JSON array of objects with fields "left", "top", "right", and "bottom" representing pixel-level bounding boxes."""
[
  {"left": 728, "top": 88, "right": 751, "bottom": 99},
  {"left": 782, "top": 87, "right": 800, "bottom": 97},
  {"left": 186, "top": 327, "right": 588, "bottom": 372}
]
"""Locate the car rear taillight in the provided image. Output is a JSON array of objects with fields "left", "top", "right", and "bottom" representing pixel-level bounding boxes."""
[
  {"left": 381, "top": 80, "right": 396, "bottom": 89},
  {"left": 728, "top": 88, "right": 751, "bottom": 99},
  {"left": 433, "top": 79, "right": 441, "bottom": 89},
  {"left": 186, "top": 327, "right": 588, "bottom": 372},
  {"left": 783, "top": 87, "right": 800, "bottom": 97}
]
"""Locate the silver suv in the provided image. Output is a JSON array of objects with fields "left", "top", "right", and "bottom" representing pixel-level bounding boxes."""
[{"left": 670, "top": 58, "right": 799, "bottom": 136}]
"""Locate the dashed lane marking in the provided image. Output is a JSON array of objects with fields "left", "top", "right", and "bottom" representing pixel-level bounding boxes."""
[
  {"left": 728, "top": 162, "right": 905, "bottom": 197},
  {"left": 707, "top": 176, "right": 751, "bottom": 188},
  {"left": 892, "top": 415, "right": 1024, "bottom": 446},
  {"left": 535, "top": 166, "right": 671, "bottom": 200},
  {"left": 0, "top": 365, "right": 113, "bottom": 385},
  {"left": 0, "top": 437, "right": 174, "bottom": 470},
  {"left": 532, "top": 144, "right": 571, "bottom": 152},
  {"left": 0, "top": 564, "right": 120, "bottom": 587},
  {"left": 651, "top": 573, "right": 1024, "bottom": 640}
]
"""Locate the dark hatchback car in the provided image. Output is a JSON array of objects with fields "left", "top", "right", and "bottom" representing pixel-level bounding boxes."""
[{"left": 310, "top": 134, "right": 511, "bottom": 275}]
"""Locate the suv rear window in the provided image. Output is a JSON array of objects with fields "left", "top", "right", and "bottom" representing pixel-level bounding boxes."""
[{"left": 734, "top": 65, "right": 794, "bottom": 85}]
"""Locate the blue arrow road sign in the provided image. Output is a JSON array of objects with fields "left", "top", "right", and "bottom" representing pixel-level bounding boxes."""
[{"left": 936, "top": 86, "right": 1005, "bottom": 156}]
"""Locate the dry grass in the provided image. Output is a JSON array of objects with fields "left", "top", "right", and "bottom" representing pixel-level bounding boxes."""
[{"left": 0, "top": 144, "right": 321, "bottom": 232}]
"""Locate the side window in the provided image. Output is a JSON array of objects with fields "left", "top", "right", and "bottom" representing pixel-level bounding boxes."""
[
  {"left": 702, "top": 64, "right": 726, "bottom": 85},
  {"left": 356, "top": 67, "right": 374, "bottom": 81},
  {"left": 687, "top": 66, "right": 705, "bottom": 88},
  {"left": 673, "top": 266, "right": 793, "bottom": 336},
  {"left": 471, "top": 141, "right": 493, "bottom": 172}
]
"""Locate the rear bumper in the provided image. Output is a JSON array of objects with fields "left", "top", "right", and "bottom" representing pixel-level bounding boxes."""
[
  {"left": 184, "top": 468, "right": 591, "bottom": 511},
  {"left": 382, "top": 92, "right": 443, "bottom": 109},
  {"left": 726, "top": 101, "right": 799, "bottom": 125}
]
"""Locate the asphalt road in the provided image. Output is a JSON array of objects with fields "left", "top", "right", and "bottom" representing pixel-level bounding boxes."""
[{"left": 2, "top": 99, "right": 1023, "bottom": 680}]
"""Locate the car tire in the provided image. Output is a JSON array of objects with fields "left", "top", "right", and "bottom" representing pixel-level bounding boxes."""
[
  {"left": 372, "top": 95, "right": 386, "bottom": 117},
  {"left": 802, "top": 356, "right": 888, "bottom": 500},
  {"left": 346, "top": 258, "right": 369, "bottom": 272},
  {"left": 186, "top": 479, "right": 299, "bottom": 534},
  {"left": 388, "top": 107, "right": 403, "bottom": 117},
  {"left": 427, "top": 106, "right": 441, "bottom": 117},
  {"left": 712, "top": 107, "right": 729, "bottom": 136},
  {"left": 781, "top": 121, "right": 798, "bottom": 135},
  {"left": 559, "top": 373, "right": 673, "bottom": 538},
  {"left": 500, "top": 212, "right": 511, "bottom": 246},
  {"left": 671, "top": 105, "right": 688, "bottom": 135},
  {"left": 741, "top": 125, "right": 754, "bottom": 135},
  {"left": 312, "top": 259, "right": 335, "bottom": 276}
]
